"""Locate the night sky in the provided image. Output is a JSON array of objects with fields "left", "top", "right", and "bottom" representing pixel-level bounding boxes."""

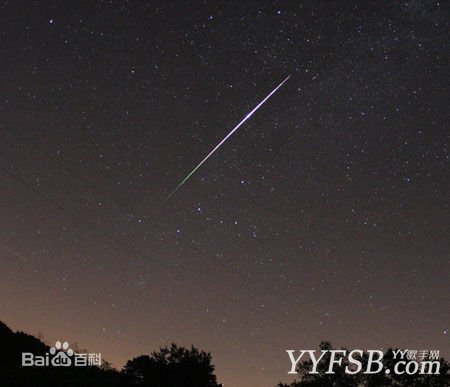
[{"left": 0, "top": 1, "right": 448, "bottom": 386}]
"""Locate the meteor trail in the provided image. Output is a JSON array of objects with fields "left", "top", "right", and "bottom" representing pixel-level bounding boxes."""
[{"left": 165, "top": 75, "right": 291, "bottom": 201}]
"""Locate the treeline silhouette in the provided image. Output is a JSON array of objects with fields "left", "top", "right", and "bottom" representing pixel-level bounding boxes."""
[
  {"left": 0, "top": 321, "right": 221, "bottom": 387},
  {"left": 1, "top": 321, "right": 448, "bottom": 386},
  {"left": 278, "top": 341, "right": 449, "bottom": 387}
]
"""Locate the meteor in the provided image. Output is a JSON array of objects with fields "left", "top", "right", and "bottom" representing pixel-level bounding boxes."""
[{"left": 166, "top": 75, "right": 291, "bottom": 201}]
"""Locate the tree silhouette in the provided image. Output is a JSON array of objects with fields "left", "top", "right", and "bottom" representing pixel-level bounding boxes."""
[
  {"left": 0, "top": 321, "right": 120, "bottom": 387},
  {"left": 120, "top": 343, "right": 221, "bottom": 387},
  {"left": 278, "top": 341, "right": 449, "bottom": 387},
  {"left": 0, "top": 321, "right": 221, "bottom": 387}
]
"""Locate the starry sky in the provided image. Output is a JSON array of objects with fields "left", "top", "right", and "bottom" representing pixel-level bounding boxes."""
[{"left": 0, "top": 1, "right": 448, "bottom": 386}]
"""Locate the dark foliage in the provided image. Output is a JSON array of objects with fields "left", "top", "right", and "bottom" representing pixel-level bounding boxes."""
[
  {"left": 0, "top": 320, "right": 119, "bottom": 387},
  {"left": 120, "top": 343, "right": 221, "bottom": 387},
  {"left": 0, "top": 321, "right": 221, "bottom": 387}
]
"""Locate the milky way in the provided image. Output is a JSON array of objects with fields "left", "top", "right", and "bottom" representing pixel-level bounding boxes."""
[{"left": 0, "top": 2, "right": 448, "bottom": 387}]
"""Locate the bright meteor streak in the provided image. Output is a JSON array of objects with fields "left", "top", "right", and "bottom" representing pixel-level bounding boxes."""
[{"left": 166, "top": 75, "right": 291, "bottom": 200}]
